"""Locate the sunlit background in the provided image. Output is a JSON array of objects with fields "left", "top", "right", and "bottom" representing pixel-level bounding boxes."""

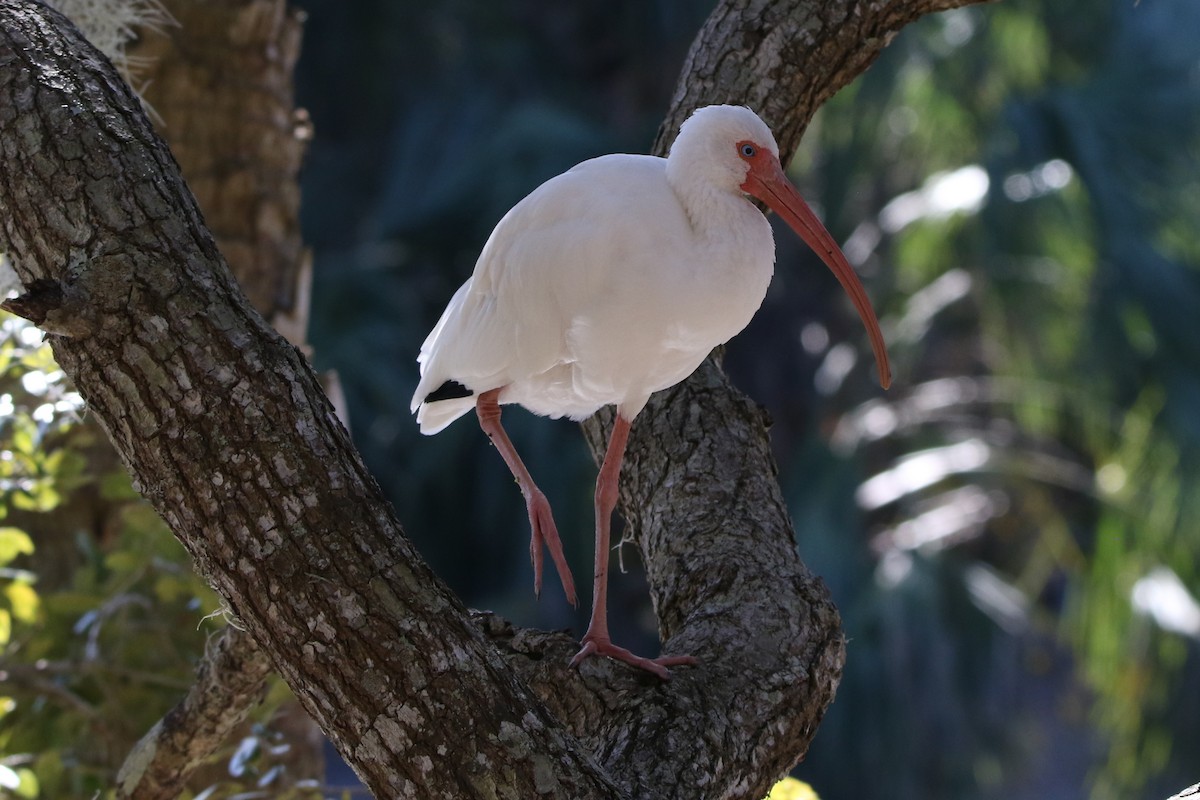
[{"left": 1, "top": 0, "right": 1198, "bottom": 798}]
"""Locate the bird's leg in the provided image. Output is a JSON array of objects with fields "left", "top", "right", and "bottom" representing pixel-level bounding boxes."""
[
  {"left": 475, "top": 389, "right": 578, "bottom": 607},
  {"left": 569, "top": 414, "right": 696, "bottom": 680}
]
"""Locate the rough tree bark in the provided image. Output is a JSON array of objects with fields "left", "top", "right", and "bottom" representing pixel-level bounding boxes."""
[{"left": 0, "top": 0, "right": 985, "bottom": 798}]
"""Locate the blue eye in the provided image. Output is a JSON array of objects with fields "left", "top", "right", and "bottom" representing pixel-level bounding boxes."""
[{"left": 740, "top": 143, "right": 757, "bottom": 158}]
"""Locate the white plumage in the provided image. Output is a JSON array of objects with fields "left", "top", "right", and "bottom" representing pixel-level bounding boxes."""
[{"left": 412, "top": 105, "right": 890, "bottom": 678}]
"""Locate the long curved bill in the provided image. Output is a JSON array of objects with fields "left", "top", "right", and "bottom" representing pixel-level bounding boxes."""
[{"left": 743, "top": 156, "right": 892, "bottom": 389}]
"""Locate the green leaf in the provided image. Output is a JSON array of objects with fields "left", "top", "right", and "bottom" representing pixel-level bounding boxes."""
[
  {"left": 0, "top": 338, "right": 14, "bottom": 373},
  {"left": 17, "top": 345, "right": 58, "bottom": 375},
  {"left": 8, "top": 417, "right": 35, "bottom": 456},
  {"left": 5, "top": 581, "right": 39, "bottom": 623},
  {"left": 14, "top": 766, "right": 39, "bottom": 799},
  {"left": 10, "top": 483, "right": 60, "bottom": 513},
  {"left": 0, "top": 528, "right": 34, "bottom": 565}
]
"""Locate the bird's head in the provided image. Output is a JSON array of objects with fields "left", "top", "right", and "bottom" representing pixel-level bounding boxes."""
[
  {"left": 670, "top": 104, "right": 892, "bottom": 390},
  {"left": 670, "top": 105, "right": 781, "bottom": 193}
]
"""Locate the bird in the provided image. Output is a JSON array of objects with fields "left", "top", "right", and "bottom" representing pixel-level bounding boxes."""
[{"left": 411, "top": 104, "right": 890, "bottom": 679}]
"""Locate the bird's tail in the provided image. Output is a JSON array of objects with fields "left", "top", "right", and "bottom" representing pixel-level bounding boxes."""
[{"left": 415, "top": 396, "right": 477, "bottom": 435}]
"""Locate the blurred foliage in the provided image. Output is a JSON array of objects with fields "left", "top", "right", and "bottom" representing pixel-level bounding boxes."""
[
  {"left": 780, "top": 2, "right": 1200, "bottom": 799},
  {"left": 0, "top": 312, "right": 314, "bottom": 798}
]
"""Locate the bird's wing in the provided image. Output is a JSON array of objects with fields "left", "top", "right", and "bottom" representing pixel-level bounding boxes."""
[{"left": 413, "top": 153, "right": 690, "bottom": 407}]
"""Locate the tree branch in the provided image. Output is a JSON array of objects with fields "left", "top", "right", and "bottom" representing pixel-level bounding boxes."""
[
  {"left": 654, "top": 0, "right": 994, "bottom": 161},
  {"left": 116, "top": 626, "right": 274, "bottom": 800},
  {"left": 125, "top": 0, "right": 311, "bottom": 332},
  {"left": 0, "top": 0, "right": 988, "bottom": 798}
]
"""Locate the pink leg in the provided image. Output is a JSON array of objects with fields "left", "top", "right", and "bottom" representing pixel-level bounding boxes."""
[
  {"left": 476, "top": 389, "right": 577, "bottom": 607},
  {"left": 569, "top": 414, "right": 696, "bottom": 680}
]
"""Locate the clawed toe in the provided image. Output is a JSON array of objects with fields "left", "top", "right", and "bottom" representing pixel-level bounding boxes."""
[
  {"left": 570, "top": 636, "right": 695, "bottom": 681},
  {"left": 526, "top": 492, "right": 578, "bottom": 607}
]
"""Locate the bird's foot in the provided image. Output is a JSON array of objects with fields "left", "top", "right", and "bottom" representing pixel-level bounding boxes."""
[
  {"left": 569, "top": 635, "right": 697, "bottom": 681},
  {"left": 527, "top": 489, "right": 578, "bottom": 607}
]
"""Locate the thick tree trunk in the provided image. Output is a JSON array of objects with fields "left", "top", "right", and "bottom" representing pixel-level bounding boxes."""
[
  {"left": 0, "top": 0, "right": 985, "bottom": 798},
  {"left": 129, "top": 0, "right": 309, "bottom": 331}
]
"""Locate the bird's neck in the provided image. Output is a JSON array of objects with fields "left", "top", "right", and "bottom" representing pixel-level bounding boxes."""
[
  {"left": 672, "top": 177, "right": 774, "bottom": 258},
  {"left": 659, "top": 176, "right": 777, "bottom": 340}
]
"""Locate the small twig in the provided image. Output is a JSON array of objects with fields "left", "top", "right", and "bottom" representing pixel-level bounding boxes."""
[
  {"left": 0, "top": 658, "right": 192, "bottom": 692},
  {"left": 0, "top": 663, "right": 100, "bottom": 718}
]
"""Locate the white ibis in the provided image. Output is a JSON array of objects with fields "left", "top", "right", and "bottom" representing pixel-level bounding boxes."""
[{"left": 411, "top": 105, "right": 890, "bottom": 679}]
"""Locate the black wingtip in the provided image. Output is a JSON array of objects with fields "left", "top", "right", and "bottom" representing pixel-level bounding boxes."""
[{"left": 423, "top": 380, "right": 473, "bottom": 403}]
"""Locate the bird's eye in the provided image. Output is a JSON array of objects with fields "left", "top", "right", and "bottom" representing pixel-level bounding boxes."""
[{"left": 739, "top": 143, "right": 757, "bottom": 158}]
